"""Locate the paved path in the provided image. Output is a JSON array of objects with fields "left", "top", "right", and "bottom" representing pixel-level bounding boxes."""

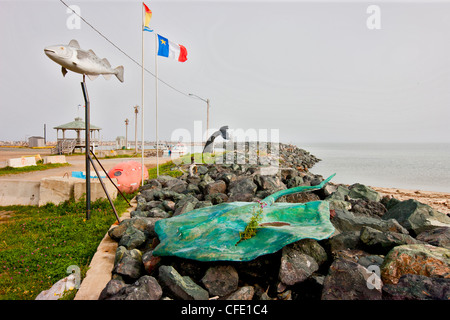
[{"left": 0, "top": 150, "right": 174, "bottom": 181}]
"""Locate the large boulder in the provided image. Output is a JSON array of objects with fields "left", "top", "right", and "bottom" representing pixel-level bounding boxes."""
[
  {"left": 228, "top": 177, "right": 258, "bottom": 202},
  {"left": 380, "top": 244, "right": 450, "bottom": 285},
  {"left": 416, "top": 227, "right": 450, "bottom": 249},
  {"left": 331, "top": 209, "right": 409, "bottom": 234},
  {"left": 279, "top": 246, "right": 319, "bottom": 286},
  {"left": 360, "top": 226, "right": 421, "bottom": 255},
  {"left": 204, "top": 180, "right": 227, "bottom": 195},
  {"left": 382, "top": 199, "right": 450, "bottom": 235},
  {"left": 201, "top": 265, "right": 239, "bottom": 297},
  {"left": 112, "top": 248, "right": 143, "bottom": 281},
  {"left": 158, "top": 265, "right": 209, "bottom": 300},
  {"left": 100, "top": 276, "right": 162, "bottom": 300},
  {"left": 321, "top": 258, "right": 382, "bottom": 300},
  {"left": 382, "top": 274, "right": 450, "bottom": 300},
  {"left": 348, "top": 183, "right": 381, "bottom": 202}
]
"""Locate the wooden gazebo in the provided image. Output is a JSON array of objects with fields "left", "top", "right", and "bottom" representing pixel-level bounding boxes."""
[{"left": 53, "top": 117, "right": 101, "bottom": 154}]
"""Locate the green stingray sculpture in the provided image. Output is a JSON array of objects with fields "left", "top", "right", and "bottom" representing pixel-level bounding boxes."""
[{"left": 153, "top": 174, "right": 336, "bottom": 261}]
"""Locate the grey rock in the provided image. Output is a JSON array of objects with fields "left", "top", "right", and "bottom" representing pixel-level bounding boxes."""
[
  {"left": 349, "top": 199, "right": 386, "bottom": 218},
  {"left": 228, "top": 177, "right": 257, "bottom": 200},
  {"left": 322, "top": 258, "right": 382, "bottom": 300},
  {"left": 279, "top": 246, "right": 319, "bottom": 286},
  {"left": 326, "top": 185, "right": 350, "bottom": 201},
  {"left": 158, "top": 265, "right": 209, "bottom": 300},
  {"left": 173, "top": 195, "right": 199, "bottom": 216},
  {"left": 201, "top": 265, "right": 239, "bottom": 297},
  {"left": 331, "top": 209, "right": 409, "bottom": 234},
  {"left": 288, "top": 238, "right": 328, "bottom": 266},
  {"left": 147, "top": 207, "right": 171, "bottom": 219},
  {"left": 253, "top": 174, "right": 287, "bottom": 193},
  {"left": 326, "top": 231, "right": 363, "bottom": 254},
  {"left": 348, "top": 183, "right": 381, "bottom": 202},
  {"left": 204, "top": 180, "right": 227, "bottom": 195},
  {"left": 226, "top": 286, "right": 255, "bottom": 300},
  {"left": 113, "top": 248, "right": 143, "bottom": 280},
  {"left": 416, "top": 227, "right": 450, "bottom": 249},
  {"left": 382, "top": 274, "right": 450, "bottom": 300},
  {"left": 382, "top": 199, "right": 450, "bottom": 235},
  {"left": 357, "top": 255, "right": 385, "bottom": 269},
  {"left": 286, "top": 176, "right": 304, "bottom": 189},
  {"left": 205, "top": 193, "right": 228, "bottom": 205},
  {"left": 99, "top": 279, "right": 127, "bottom": 300},
  {"left": 186, "top": 183, "right": 201, "bottom": 194},
  {"left": 360, "top": 226, "right": 421, "bottom": 255}
]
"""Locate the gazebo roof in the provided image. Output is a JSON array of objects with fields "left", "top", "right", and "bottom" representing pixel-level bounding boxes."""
[{"left": 54, "top": 117, "right": 101, "bottom": 130}]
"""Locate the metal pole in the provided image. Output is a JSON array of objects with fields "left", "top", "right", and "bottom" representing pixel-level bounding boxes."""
[
  {"left": 81, "top": 76, "right": 91, "bottom": 220},
  {"left": 141, "top": 5, "right": 145, "bottom": 186},
  {"left": 88, "top": 154, "right": 120, "bottom": 223},
  {"left": 90, "top": 150, "right": 131, "bottom": 206},
  {"left": 155, "top": 33, "right": 159, "bottom": 177},
  {"left": 206, "top": 99, "right": 210, "bottom": 137},
  {"left": 134, "top": 106, "right": 138, "bottom": 154},
  {"left": 125, "top": 118, "right": 129, "bottom": 149}
]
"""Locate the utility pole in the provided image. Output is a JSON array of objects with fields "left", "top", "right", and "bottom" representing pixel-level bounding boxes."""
[
  {"left": 134, "top": 106, "right": 139, "bottom": 154},
  {"left": 189, "top": 93, "right": 210, "bottom": 142},
  {"left": 125, "top": 118, "right": 129, "bottom": 149}
]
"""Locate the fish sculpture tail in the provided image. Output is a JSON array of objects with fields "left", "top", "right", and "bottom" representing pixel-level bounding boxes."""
[{"left": 115, "top": 66, "right": 124, "bottom": 82}]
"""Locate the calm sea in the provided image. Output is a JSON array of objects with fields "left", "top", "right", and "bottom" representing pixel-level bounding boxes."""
[{"left": 299, "top": 143, "right": 450, "bottom": 193}]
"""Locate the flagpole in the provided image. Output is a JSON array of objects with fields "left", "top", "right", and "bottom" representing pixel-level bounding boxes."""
[
  {"left": 155, "top": 33, "right": 159, "bottom": 177},
  {"left": 141, "top": 3, "right": 145, "bottom": 186}
]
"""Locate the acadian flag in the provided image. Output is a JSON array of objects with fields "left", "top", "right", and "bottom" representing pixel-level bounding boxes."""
[
  {"left": 157, "top": 34, "right": 188, "bottom": 62},
  {"left": 143, "top": 3, "right": 153, "bottom": 32}
]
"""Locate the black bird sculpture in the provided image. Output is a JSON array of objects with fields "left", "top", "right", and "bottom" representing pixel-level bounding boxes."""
[{"left": 203, "top": 125, "right": 230, "bottom": 153}]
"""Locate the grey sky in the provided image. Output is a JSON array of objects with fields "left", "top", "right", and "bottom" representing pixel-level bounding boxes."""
[{"left": 1, "top": 0, "right": 450, "bottom": 144}]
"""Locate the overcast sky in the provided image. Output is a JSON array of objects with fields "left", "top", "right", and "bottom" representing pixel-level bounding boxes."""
[{"left": 1, "top": 0, "right": 450, "bottom": 144}]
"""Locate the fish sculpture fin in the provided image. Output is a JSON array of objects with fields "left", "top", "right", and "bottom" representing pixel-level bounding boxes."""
[
  {"left": 87, "top": 74, "right": 99, "bottom": 81},
  {"left": 88, "top": 49, "right": 96, "bottom": 57},
  {"left": 115, "top": 66, "right": 124, "bottom": 82},
  {"left": 103, "top": 74, "right": 112, "bottom": 80},
  {"left": 61, "top": 67, "right": 68, "bottom": 77},
  {"left": 102, "top": 58, "right": 111, "bottom": 68},
  {"left": 68, "top": 39, "right": 80, "bottom": 49}
]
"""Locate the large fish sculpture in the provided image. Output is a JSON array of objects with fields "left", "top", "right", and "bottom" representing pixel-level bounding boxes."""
[{"left": 44, "top": 39, "right": 124, "bottom": 82}]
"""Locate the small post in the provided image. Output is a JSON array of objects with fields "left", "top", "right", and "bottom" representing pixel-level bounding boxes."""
[{"left": 81, "top": 75, "right": 91, "bottom": 220}]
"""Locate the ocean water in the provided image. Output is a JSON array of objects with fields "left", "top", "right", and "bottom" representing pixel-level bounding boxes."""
[{"left": 299, "top": 143, "right": 450, "bottom": 193}]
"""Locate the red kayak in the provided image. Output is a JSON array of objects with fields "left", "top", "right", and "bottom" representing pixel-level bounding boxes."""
[{"left": 107, "top": 161, "right": 149, "bottom": 194}]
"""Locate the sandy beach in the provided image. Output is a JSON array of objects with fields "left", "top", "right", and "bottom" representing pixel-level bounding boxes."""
[{"left": 0, "top": 147, "right": 449, "bottom": 215}]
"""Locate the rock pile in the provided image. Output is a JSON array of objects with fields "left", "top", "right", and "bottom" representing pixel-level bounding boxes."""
[{"left": 99, "top": 143, "right": 450, "bottom": 300}]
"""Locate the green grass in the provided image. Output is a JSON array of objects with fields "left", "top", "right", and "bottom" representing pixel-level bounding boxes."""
[
  {"left": 0, "top": 193, "right": 134, "bottom": 300},
  {"left": 147, "top": 160, "right": 183, "bottom": 180},
  {"left": 0, "top": 163, "right": 71, "bottom": 176}
]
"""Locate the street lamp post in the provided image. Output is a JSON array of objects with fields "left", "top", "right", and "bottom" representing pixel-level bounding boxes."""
[
  {"left": 134, "top": 106, "right": 139, "bottom": 154},
  {"left": 125, "top": 118, "right": 129, "bottom": 149},
  {"left": 189, "top": 93, "right": 210, "bottom": 139}
]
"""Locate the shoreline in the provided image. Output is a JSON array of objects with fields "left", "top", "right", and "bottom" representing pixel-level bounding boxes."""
[
  {"left": 0, "top": 147, "right": 448, "bottom": 215},
  {"left": 371, "top": 186, "right": 450, "bottom": 215}
]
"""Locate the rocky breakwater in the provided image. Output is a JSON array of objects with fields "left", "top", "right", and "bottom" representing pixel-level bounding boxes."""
[{"left": 99, "top": 143, "right": 450, "bottom": 300}]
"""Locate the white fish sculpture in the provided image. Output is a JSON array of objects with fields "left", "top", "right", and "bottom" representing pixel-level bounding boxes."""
[{"left": 44, "top": 39, "right": 124, "bottom": 82}]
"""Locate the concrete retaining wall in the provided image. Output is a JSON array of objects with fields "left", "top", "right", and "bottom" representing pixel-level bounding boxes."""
[
  {"left": 0, "top": 180, "right": 41, "bottom": 206},
  {"left": 0, "top": 176, "right": 117, "bottom": 207}
]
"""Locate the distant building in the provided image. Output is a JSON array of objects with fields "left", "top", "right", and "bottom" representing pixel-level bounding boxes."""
[
  {"left": 28, "top": 136, "right": 45, "bottom": 148},
  {"left": 53, "top": 117, "right": 102, "bottom": 154}
]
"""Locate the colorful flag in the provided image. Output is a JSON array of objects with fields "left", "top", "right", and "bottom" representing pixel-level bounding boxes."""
[
  {"left": 157, "top": 34, "right": 188, "bottom": 62},
  {"left": 143, "top": 3, "right": 153, "bottom": 32}
]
